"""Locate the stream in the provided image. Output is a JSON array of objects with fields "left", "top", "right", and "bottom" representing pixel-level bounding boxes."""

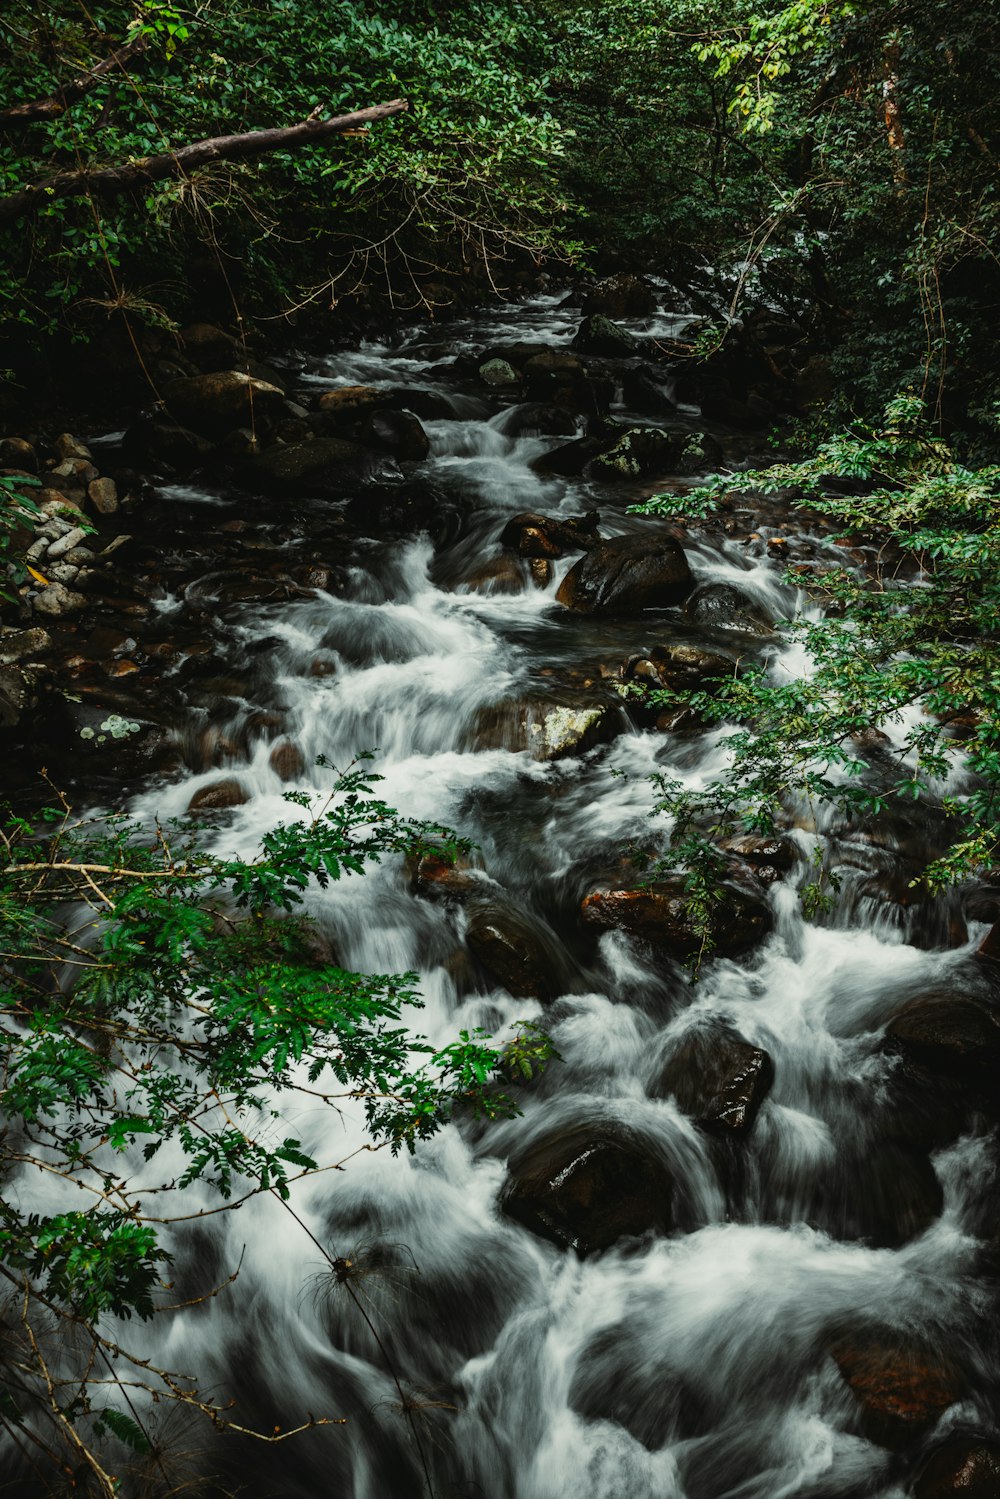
[{"left": 11, "top": 294, "right": 1000, "bottom": 1498}]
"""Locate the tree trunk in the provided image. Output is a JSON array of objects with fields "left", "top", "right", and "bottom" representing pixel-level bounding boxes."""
[{"left": 0, "top": 98, "right": 409, "bottom": 225}]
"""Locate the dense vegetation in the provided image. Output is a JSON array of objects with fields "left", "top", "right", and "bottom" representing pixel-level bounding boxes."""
[{"left": 3, "top": 0, "right": 1000, "bottom": 1488}]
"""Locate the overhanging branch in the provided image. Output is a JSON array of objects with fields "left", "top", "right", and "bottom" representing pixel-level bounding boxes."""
[
  {"left": 0, "top": 34, "right": 150, "bottom": 130},
  {"left": 0, "top": 97, "right": 410, "bottom": 225}
]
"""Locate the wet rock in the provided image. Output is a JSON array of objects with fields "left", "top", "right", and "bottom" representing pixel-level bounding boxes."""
[
  {"left": 46, "top": 526, "right": 88, "bottom": 560},
  {"left": 53, "top": 433, "right": 93, "bottom": 463},
  {"left": 0, "top": 665, "right": 37, "bottom": 728},
  {"left": 499, "top": 511, "right": 602, "bottom": 559},
  {"left": 479, "top": 358, "right": 520, "bottom": 386},
  {"left": 86, "top": 476, "right": 119, "bottom": 514},
  {"left": 528, "top": 704, "right": 613, "bottom": 760},
  {"left": 831, "top": 1336, "right": 963, "bottom": 1449},
  {"left": 316, "top": 384, "right": 388, "bottom": 416},
  {"left": 622, "top": 643, "right": 734, "bottom": 692},
  {"left": 501, "top": 1122, "right": 674, "bottom": 1255},
  {"left": 465, "top": 901, "right": 560, "bottom": 1000},
  {"left": 651, "top": 1018, "right": 774, "bottom": 1135},
  {"left": 32, "top": 581, "right": 88, "bottom": 616},
  {"left": 501, "top": 404, "right": 578, "bottom": 438},
  {"left": 410, "top": 852, "right": 483, "bottom": 902},
  {"left": 914, "top": 1438, "right": 1000, "bottom": 1498},
  {"left": 621, "top": 367, "right": 677, "bottom": 416},
  {"left": 572, "top": 314, "right": 641, "bottom": 357},
  {"left": 531, "top": 435, "right": 604, "bottom": 476},
  {"left": 582, "top": 274, "right": 657, "bottom": 319},
  {"left": 0, "top": 627, "right": 52, "bottom": 663},
  {"left": 360, "top": 409, "right": 430, "bottom": 461},
  {"left": 590, "top": 426, "right": 688, "bottom": 480},
  {"left": 720, "top": 833, "right": 796, "bottom": 885},
  {"left": 255, "top": 437, "right": 395, "bottom": 495},
  {"left": 463, "top": 553, "right": 531, "bottom": 595},
  {"left": 163, "top": 370, "right": 286, "bottom": 439},
  {"left": 820, "top": 1139, "right": 944, "bottom": 1249},
  {"left": 269, "top": 739, "right": 305, "bottom": 781},
  {"left": 522, "top": 352, "right": 615, "bottom": 416},
  {"left": 684, "top": 582, "right": 776, "bottom": 637},
  {"left": 556, "top": 532, "right": 693, "bottom": 614},
  {"left": 885, "top": 991, "right": 1000, "bottom": 1086},
  {"left": 187, "top": 778, "right": 248, "bottom": 813},
  {"left": 581, "top": 877, "right": 773, "bottom": 959}
]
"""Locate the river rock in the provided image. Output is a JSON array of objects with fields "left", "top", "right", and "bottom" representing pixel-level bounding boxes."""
[
  {"left": 86, "top": 477, "right": 119, "bottom": 514},
  {"left": 590, "top": 426, "right": 688, "bottom": 479},
  {"left": 465, "top": 900, "right": 560, "bottom": 1000},
  {"left": 32, "top": 581, "right": 88, "bottom": 616},
  {"left": 582, "top": 274, "right": 657, "bottom": 319},
  {"left": 831, "top": 1335, "right": 963, "bottom": 1449},
  {"left": 0, "top": 627, "right": 52, "bottom": 664},
  {"left": 531, "top": 435, "right": 604, "bottom": 476},
  {"left": 685, "top": 582, "right": 776, "bottom": 637},
  {"left": 410, "top": 852, "right": 483, "bottom": 902},
  {"left": 360, "top": 409, "right": 430, "bottom": 461},
  {"left": 499, "top": 511, "right": 602, "bottom": 559},
  {"left": 53, "top": 433, "right": 93, "bottom": 463},
  {"left": 479, "top": 358, "right": 520, "bottom": 386},
  {"left": 652, "top": 1019, "right": 774, "bottom": 1135},
  {"left": 621, "top": 367, "right": 677, "bottom": 416},
  {"left": 164, "top": 370, "right": 286, "bottom": 439},
  {"left": 523, "top": 352, "right": 615, "bottom": 415},
  {"left": 501, "top": 1122, "right": 674, "bottom": 1255},
  {"left": 885, "top": 991, "right": 1000, "bottom": 1086},
  {"left": 622, "top": 643, "right": 734, "bottom": 692},
  {"left": 269, "top": 738, "right": 304, "bottom": 781},
  {"left": 0, "top": 437, "right": 37, "bottom": 470},
  {"left": 721, "top": 834, "right": 796, "bottom": 884},
  {"left": 316, "top": 384, "right": 388, "bottom": 416},
  {"left": 255, "top": 437, "right": 396, "bottom": 495},
  {"left": 914, "top": 1439, "right": 1000, "bottom": 1498},
  {"left": 556, "top": 532, "right": 693, "bottom": 614},
  {"left": 177, "top": 322, "right": 241, "bottom": 371},
  {"left": 502, "top": 404, "right": 578, "bottom": 438},
  {"left": 463, "top": 553, "right": 531, "bottom": 595},
  {"left": 581, "top": 877, "right": 773, "bottom": 958},
  {"left": 572, "top": 314, "right": 641, "bottom": 357},
  {"left": 188, "top": 778, "right": 248, "bottom": 813}
]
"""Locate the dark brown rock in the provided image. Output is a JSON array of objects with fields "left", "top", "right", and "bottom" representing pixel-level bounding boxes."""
[
  {"left": 316, "top": 384, "right": 388, "bottom": 416},
  {"left": 164, "top": 370, "right": 286, "bottom": 438},
  {"left": 122, "top": 412, "right": 214, "bottom": 471},
  {"left": 885, "top": 992, "right": 1000, "bottom": 1084},
  {"left": 832, "top": 1336, "right": 963, "bottom": 1449},
  {"left": 572, "top": 315, "right": 641, "bottom": 357},
  {"left": 684, "top": 582, "right": 775, "bottom": 637},
  {"left": 581, "top": 877, "right": 773, "bottom": 958},
  {"left": 914, "top": 1438, "right": 1000, "bottom": 1498},
  {"left": 557, "top": 532, "right": 693, "bottom": 614},
  {"left": 652, "top": 1019, "right": 774, "bottom": 1136},
  {"left": 269, "top": 739, "right": 304, "bottom": 781},
  {"left": 622, "top": 643, "right": 734, "bottom": 692},
  {"left": 187, "top": 778, "right": 248, "bottom": 813},
  {"left": 465, "top": 901, "right": 560, "bottom": 1000},
  {"left": 410, "top": 852, "right": 482, "bottom": 902},
  {"left": 360, "top": 409, "right": 430, "bottom": 461},
  {"left": 502, "top": 404, "right": 579, "bottom": 438},
  {"left": 721, "top": 834, "right": 796, "bottom": 884},
  {"left": 501, "top": 1122, "right": 674, "bottom": 1255},
  {"left": 255, "top": 437, "right": 394, "bottom": 495},
  {"left": 499, "top": 511, "right": 602, "bottom": 559},
  {"left": 590, "top": 426, "right": 689, "bottom": 479}
]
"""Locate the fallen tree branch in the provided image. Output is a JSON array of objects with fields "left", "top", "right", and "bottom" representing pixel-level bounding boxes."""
[
  {"left": 0, "top": 34, "right": 150, "bottom": 130},
  {"left": 0, "top": 97, "right": 409, "bottom": 225}
]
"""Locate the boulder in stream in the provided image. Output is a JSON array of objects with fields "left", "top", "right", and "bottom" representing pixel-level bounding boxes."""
[
  {"left": 556, "top": 532, "right": 693, "bottom": 614},
  {"left": 465, "top": 899, "right": 562, "bottom": 1001},
  {"left": 684, "top": 582, "right": 776, "bottom": 638},
  {"left": 621, "top": 643, "right": 735, "bottom": 693},
  {"left": 651, "top": 1018, "right": 774, "bottom": 1136},
  {"left": 359, "top": 409, "right": 430, "bottom": 461},
  {"left": 831, "top": 1334, "right": 963, "bottom": 1449},
  {"left": 164, "top": 370, "right": 286, "bottom": 439},
  {"left": 572, "top": 314, "right": 641, "bottom": 357},
  {"left": 255, "top": 437, "right": 397, "bottom": 495},
  {"left": 582, "top": 877, "right": 773, "bottom": 959},
  {"left": 188, "top": 778, "right": 248, "bottom": 813},
  {"left": 499, "top": 511, "right": 602, "bottom": 559},
  {"left": 884, "top": 990, "right": 1000, "bottom": 1088},
  {"left": 590, "top": 426, "right": 689, "bottom": 479},
  {"left": 914, "top": 1438, "right": 1000, "bottom": 1499},
  {"left": 501, "top": 1121, "right": 674, "bottom": 1255}
]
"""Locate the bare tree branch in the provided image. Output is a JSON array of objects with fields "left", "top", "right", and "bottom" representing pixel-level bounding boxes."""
[
  {"left": 0, "top": 34, "right": 150, "bottom": 130},
  {"left": 0, "top": 98, "right": 410, "bottom": 225}
]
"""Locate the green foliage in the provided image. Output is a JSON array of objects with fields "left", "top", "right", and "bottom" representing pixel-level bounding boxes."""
[
  {"left": 0, "top": 762, "right": 551, "bottom": 1491},
  {"left": 0, "top": 0, "right": 573, "bottom": 346},
  {"left": 0, "top": 471, "right": 43, "bottom": 601},
  {"left": 634, "top": 395, "right": 1000, "bottom": 944}
]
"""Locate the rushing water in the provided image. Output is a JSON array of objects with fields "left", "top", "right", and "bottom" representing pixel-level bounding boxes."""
[{"left": 14, "top": 295, "right": 1000, "bottom": 1498}]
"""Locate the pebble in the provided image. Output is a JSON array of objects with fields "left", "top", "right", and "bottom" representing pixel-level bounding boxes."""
[
  {"left": 33, "top": 582, "right": 88, "bottom": 616},
  {"left": 47, "top": 526, "right": 89, "bottom": 559}
]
